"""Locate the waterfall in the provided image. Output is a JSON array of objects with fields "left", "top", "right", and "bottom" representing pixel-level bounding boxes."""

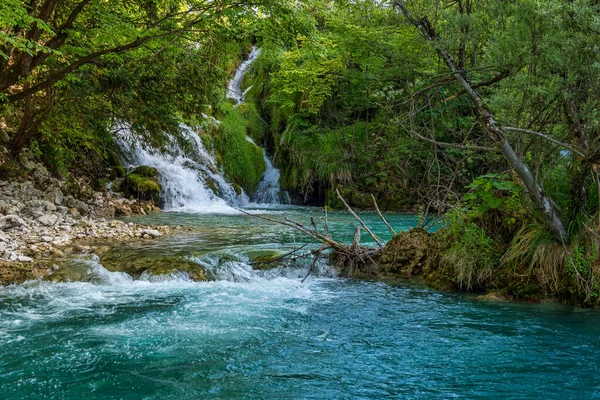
[
  {"left": 116, "top": 124, "right": 248, "bottom": 214},
  {"left": 228, "top": 47, "right": 284, "bottom": 204},
  {"left": 114, "top": 45, "right": 283, "bottom": 212},
  {"left": 227, "top": 47, "right": 262, "bottom": 104}
]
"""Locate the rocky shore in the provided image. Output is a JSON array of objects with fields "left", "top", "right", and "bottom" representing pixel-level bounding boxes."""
[{"left": 0, "top": 159, "right": 169, "bottom": 283}]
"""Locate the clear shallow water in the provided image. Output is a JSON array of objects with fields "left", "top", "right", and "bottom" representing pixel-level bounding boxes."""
[{"left": 1, "top": 207, "right": 600, "bottom": 399}]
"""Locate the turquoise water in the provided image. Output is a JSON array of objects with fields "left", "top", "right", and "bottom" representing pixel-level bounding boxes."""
[{"left": 1, "top": 207, "right": 600, "bottom": 399}]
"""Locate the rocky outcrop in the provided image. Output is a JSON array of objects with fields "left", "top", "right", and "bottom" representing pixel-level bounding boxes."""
[
  {"left": 378, "top": 228, "right": 433, "bottom": 276},
  {"left": 122, "top": 166, "right": 161, "bottom": 203}
]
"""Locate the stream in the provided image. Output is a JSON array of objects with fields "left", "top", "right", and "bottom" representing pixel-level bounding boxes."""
[
  {"left": 1, "top": 208, "right": 600, "bottom": 399},
  {"left": 1, "top": 47, "right": 599, "bottom": 399}
]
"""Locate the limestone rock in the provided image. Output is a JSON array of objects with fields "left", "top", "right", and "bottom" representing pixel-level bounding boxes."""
[
  {"left": 0, "top": 215, "right": 24, "bottom": 231},
  {"left": 37, "top": 214, "right": 60, "bottom": 226},
  {"left": 142, "top": 229, "right": 162, "bottom": 238}
]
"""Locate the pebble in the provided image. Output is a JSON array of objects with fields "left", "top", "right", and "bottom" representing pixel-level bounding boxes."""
[{"left": 0, "top": 171, "right": 167, "bottom": 263}]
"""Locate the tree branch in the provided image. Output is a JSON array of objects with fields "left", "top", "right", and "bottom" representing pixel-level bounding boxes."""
[
  {"left": 444, "top": 70, "right": 510, "bottom": 102},
  {"left": 502, "top": 127, "right": 587, "bottom": 158}
]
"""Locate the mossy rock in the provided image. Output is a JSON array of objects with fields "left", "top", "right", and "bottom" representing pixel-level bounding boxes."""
[
  {"left": 232, "top": 183, "right": 242, "bottom": 196},
  {"left": 123, "top": 167, "right": 160, "bottom": 203},
  {"left": 110, "top": 165, "right": 126, "bottom": 179},
  {"left": 379, "top": 228, "right": 433, "bottom": 276},
  {"left": 205, "top": 177, "right": 219, "bottom": 195},
  {"left": 247, "top": 249, "right": 284, "bottom": 270},
  {"left": 101, "top": 255, "right": 207, "bottom": 281},
  {"left": 131, "top": 165, "right": 159, "bottom": 178}
]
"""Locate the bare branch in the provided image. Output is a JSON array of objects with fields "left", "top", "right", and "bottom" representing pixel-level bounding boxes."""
[
  {"left": 502, "top": 127, "right": 587, "bottom": 158},
  {"left": 336, "top": 189, "right": 384, "bottom": 247}
]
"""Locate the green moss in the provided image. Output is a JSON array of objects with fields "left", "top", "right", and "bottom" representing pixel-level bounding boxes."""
[
  {"left": 213, "top": 102, "right": 266, "bottom": 193},
  {"left": 232, "top": 183, "right": 242, "bottom": 196},
  {"left": 131, "top": 165, "right": 158, "bottom": 178},
  {"left": 200, "top": 133, "right": 213, "bottom": 151},
  {"left": 239, "top": 102, "right": 265, "bottom": 144},
  {"left": 123, "top": 172, "right": 160, "bottom": 203},
  {"left": 205, "top": 177, "right": 219, "bottom": 195},
  {"left": 110, "top": 165, "right": 126, "bottom": 179}
]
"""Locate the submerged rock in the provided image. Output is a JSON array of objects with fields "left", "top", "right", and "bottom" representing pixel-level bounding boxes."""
[
  {"left": 101, "top": 253, "right": 207, "bottom": 281},
  {"left": 0, "top": 261, "right": 54, "bottom": 284},
  {"left": 476, "top": 292, "right": 509, "bottom": 302},
  {"left": 247, "top": 249, "right": 284, "bottom": 270},
  {"left": 142, "top": 229, "right": 162, "bottom": 238}
]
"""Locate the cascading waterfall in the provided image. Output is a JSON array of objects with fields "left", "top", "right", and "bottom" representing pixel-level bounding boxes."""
[
  {"left": 116, "top": 125, "right": 248, "bottom": 214},
  {"left": 228, "top": 47, "right": 284, "bottom": 204},
  {"left": 115, "top": 45, "right": 282, "bottom": 211},
  {"left": 227, "top": 47, "right": 262, "bottom": 105}
]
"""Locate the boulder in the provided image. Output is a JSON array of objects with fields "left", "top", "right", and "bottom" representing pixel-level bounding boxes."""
[
  {"left": 141, "top": 229, "right": 162, "bottom": 238},
  {"left": 46, "top": 187, "right": 64, "bottom": 205},
  {"left": 37, "top": 214, "right": 60, "bottom": 226},
  {"left": 0, "top": 215, "right": 24, "bottom": 231}
]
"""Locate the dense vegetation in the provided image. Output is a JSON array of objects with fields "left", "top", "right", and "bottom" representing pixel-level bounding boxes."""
[{"left": 2, "top": 0, "right": 600, "bottom": 304}]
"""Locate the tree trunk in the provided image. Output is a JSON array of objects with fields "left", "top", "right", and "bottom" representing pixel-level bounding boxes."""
[{"left": 395, "top": 0, "right": 568, "bottom": 242}]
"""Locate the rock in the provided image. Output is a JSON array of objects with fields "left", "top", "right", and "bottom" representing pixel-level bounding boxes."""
[
  {"left": 41, "top": 236, "right": 53, "bottom": 242},
  {"left": 37, "top": 214, "right": 60, "bottom": 226},
  {"left": 45, "top": 202, "right": 57, "bottom": 212},
  {"left": 18, "top": 150, "right": 37, "bottom": 170},
  {"left": 70, "top": 207, "right": 80, "bottom": 217},
  {"left": 16, "top": 255, "right": 33, "bottom": 262},
  {"left": 73, "top": 244, "right": 93, "bottom": 254},
  {"left": 476, "top": 292, "right": 509, "bottom": 302},
  {"left": 141, "top": 229, "right": 162, "bottom": 238},
  {"left": 0, "top": 215, "right": 24, "bottom": 231},
  {"left": 5, "top": 205, "right": 20, "bottom": 215},
  {"left": 46, "top": 188, "right": 64, "bottom": 205},
  {"left": 68, "top": 177, "right": 95, "bottom": 201},
  {"left": 33, "top": 165, "right": 52, "bottom": 187},
  {"left": 113, "top": 201, "right": 132, "bottom": 216}
]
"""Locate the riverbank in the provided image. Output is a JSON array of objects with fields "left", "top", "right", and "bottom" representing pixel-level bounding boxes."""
[
  {"left": 342, "top": 227, "right": 590, "bottom": 307},
  {"left": 0, "top": 158, "right": 172, "bottom": 284}
]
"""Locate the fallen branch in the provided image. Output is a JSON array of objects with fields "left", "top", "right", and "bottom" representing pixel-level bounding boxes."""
[
  {"left": 336, "top": 189, "right": 384, "bottom": 247},
  {"left": 301, "top": 244, "right": 327, "bottom": 283},
  {"left": 371, "top": 194, "right": 397, "bottom": 235}
]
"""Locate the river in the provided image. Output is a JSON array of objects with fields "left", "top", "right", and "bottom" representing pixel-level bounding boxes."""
[{"left": 1, "top": 207, "right": 599, "bottom": 399}]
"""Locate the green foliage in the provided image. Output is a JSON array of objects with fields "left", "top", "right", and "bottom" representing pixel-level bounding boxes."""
[
  {"left": 213, "top": 103, "right": 266, "bottom": 193},
  {"left": 463, "top": 174, "right": 522, "bottom": 214},
  {"left": 438, "top": 211, "right": 501, "bottom": 290}
]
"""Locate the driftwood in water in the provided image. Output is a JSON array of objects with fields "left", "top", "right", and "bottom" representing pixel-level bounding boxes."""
[
  {"left": 371, "top": 194, "right": 396, "bottom": 235},
  {"left": 240, "top": 192, "right": 396, "bottom": 278},
  {"left": 335, "top": 189, "right": 384, "bottom": 247}
]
